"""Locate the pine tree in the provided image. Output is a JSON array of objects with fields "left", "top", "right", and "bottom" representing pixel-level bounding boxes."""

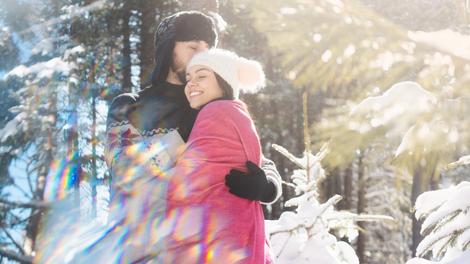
[
  {"left": 268, "top": 94, "right": 393, "bottom": 263},
  {"left": 240, "top": 0, "right": 470, "bottom": 258},
  {"left": 406, "top": 157, "right": 470, "bottom": 264}
]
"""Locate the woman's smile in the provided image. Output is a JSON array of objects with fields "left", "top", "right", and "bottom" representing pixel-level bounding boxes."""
[{"left": 189, "top": 90, "right": 203, "bottom": 98}]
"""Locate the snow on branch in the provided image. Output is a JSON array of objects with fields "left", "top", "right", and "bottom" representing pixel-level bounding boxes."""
[
  {"left": 408, "top": 182, "right": 470, "bottom": 262},
  {"left": 0, "top": 248, "right": 32, "bottom": 263},
  {"left": 349, "top": 81, "right": 437, "bottom": 119},
  {"left": 0, "top": 199, "right": 48, "bottom": 209},
  {"left": 4, "top": 57, "right": 70, "bottom": 80},
  {"left": 350, "top": 81, "right": 467, "bottom": 167},
  {"left": 353, "top": 214, "right": 395, "bottom": 222},
  {"left": 30, "top": 38, "right": 55, "bottom": 57},
  {"left": 0, "top": 112, "right": 26, "bottom": 142},
  {"left": 349, "top": 81, "right": 440, "bottom": 145},
  {"left": 445, "top": 155, "right": 470, "bottom": 170},
  {"left": 16, "top": 0, "right": 107, "bottom": 36},
  {"left": 408, "top": 30, "right": 470, "bottom": 61},
  {"left": 414, "top": 182, "right": 470, "bottom": 220},
  {"left": 391, "top": 122, "right": 441, "bottom": 161},
  {"left": 272, "top": 144, "right": 306, "bottom": 169}
]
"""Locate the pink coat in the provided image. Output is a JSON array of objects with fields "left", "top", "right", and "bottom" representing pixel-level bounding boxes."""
[{"left": 165, "top": 100, "right": 274, "bottom": 263}]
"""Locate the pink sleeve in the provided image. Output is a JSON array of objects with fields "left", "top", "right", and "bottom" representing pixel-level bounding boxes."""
[
  {"left": 164, "top": 101, "right": 270, "bottom": 263},
  {"left": 168, "top": 100, "right": 261, "bottom": 203}
]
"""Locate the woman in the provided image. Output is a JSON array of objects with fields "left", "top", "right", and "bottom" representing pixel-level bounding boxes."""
[
  {"left": 163, "top": 49, "right": 274, "bottom": 263},
  {"left": 34, "top": 49, "right": 275, "bottom": 264}
]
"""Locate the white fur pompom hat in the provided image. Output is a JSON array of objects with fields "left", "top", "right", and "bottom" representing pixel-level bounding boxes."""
[{"left": 186, "top": 49, "right": 266, "bottom": 99}]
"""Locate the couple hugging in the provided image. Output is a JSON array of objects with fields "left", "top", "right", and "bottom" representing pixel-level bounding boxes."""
[{"left": 104, "top": 11, "right": 281, "bottom": 263}]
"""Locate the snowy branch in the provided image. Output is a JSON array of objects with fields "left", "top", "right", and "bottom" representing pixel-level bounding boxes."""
[
  {"left": 272, "top": 144, "right": 305, "bottom": 169},
  {"left": 0, "top": 248, "right": 32, "bottom": 264},
  {"left": 1, "top": 227, "right": 26, "bottom": 255},
  {"left": 0, "top": 199, "right": 47, "bottom": 209},
  {"left": 354, "top": 214, "right": 395, "bottom": 222},
  {"left": 445, "top": 155, "right": 470, "bottom": 170},
  {"left": 12, "top": 183, "right": 32, "bottom": 199},
  {"left": 281, "top": 180, "right": 296, "bottom": 188}
]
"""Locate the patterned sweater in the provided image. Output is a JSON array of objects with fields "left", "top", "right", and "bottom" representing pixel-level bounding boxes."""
[{"left": 104, "top": 82, "right": 197, "bottom": 217}]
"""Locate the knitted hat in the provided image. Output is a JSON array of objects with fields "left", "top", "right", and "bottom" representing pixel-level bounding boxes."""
[
  {"left": 187, "top": 49, "right": 266, "bottom": 99},
  {"left": 151, "top": 11, "right": 218, "bottom": 86}
]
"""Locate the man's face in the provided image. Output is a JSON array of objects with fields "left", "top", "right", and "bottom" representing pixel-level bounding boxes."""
[{"left": 171, "top": 41, "right": 210, "bottom": 84}]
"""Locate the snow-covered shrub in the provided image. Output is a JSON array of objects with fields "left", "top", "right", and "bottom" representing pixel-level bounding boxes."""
[
  {"left": 267, "top": 143, "right": 393, "bottom": 264},
  {"left": 267, "top": 93, "right": 393, "bottom": 263}
]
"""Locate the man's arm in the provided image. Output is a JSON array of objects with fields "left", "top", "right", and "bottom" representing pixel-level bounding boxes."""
[
  {"left": 105, "top": 95, "right": 184, "bottom": 191},
  {"left": 260, "top": 157, "right": 283, "bottom": 205},
  {"left": 225, "top": 157, "right": 283, "bottom": 205}
]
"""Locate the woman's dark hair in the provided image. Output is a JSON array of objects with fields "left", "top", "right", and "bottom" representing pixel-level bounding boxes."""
[
  {"left": 213, "top": 72, "right": 253, "bottom": 119},
  {"left": 214, "top": 72, "right": 234, "bottom": 99}
]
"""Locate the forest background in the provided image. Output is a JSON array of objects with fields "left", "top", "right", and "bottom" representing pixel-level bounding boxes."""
[{"left": 0, "top": 0, "right": 469, "bottom": 263}]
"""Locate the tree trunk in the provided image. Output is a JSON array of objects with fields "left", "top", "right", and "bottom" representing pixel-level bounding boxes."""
[
  {"left": 325, "top": 167, "right": 341, "bottom": 205},
  {"left": 428, "top": 155, "right": 440, "bottom": 191},
  {"left": 357, "top": 155, "right": 366, "bottom": 263},
  {"left": 122, "top": 7, "right": 132, "bottom": 93},
  {"left": 343, "top": 163, "right": 353, "bottom": 210},
  {"left": 139, "top": 0, "right": 158, "bottom": 89},
  {"left": 91, "top": 69, "right": 98, "bottom": 219},
  {"left": 23, "top": 166, "right": 46, "bottom": 256},
  {"left": 24, "top": 97, "right": 56, "bottom": 256},
  {"left": 411, "top": 165, "right": 425, "bottom": 257}
]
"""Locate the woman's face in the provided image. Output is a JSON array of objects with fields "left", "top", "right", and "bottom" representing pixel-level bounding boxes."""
[{"left": 185, "top": 65, "right": 225, "bottom": 110}]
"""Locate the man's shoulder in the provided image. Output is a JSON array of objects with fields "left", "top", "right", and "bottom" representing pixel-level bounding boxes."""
[
  {"left": 109, "top": 85, "right": 156, "bottom": 108},
  {"left": 110, "top": 91, "right": 138, "bottom": 107}
]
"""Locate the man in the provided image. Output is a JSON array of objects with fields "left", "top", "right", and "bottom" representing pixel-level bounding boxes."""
[{"left": 105, "top": 11, "right": 281, "bottom": 218}]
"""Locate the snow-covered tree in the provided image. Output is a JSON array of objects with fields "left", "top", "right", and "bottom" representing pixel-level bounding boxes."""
[
  {"left": 240, "top": 0, "right": 470, "bottom": 258},
  {"left": 0, "top": 1, "right": 117, "bottom": 260},
  {"left": 267, "top": 94, "right": 393, "bottom": 263},
  {"left": 406, "top": 156, "right": 470, "bottom": 264},
  {"left": 267, "top": 143, "right": 359, "bottom": 264},
  {"left": 2, "top": 34, "right": 77, "bottom": 259}
]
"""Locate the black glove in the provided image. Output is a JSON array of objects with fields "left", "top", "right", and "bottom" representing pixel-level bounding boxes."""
[{"left": 225, "top": 161, "right": 276, "bottom": 202}]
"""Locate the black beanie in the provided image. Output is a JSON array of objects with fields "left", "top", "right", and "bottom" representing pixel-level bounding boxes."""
[{"left": 150, "top": 11, "right": 218, "bottom": 86}]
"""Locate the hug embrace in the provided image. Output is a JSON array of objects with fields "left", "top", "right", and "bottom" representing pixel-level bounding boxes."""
[{"left": 102, "top": 11, "right": 281, "bottom": 263}]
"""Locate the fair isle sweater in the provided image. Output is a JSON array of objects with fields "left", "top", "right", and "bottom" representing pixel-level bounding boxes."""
[{"left": 104, "top": 82, "right": 197, "bottom": 218}]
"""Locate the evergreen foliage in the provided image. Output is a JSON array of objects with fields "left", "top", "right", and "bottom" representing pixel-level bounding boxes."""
[
  {"left": 0, "top": 0, "right": 469, "bottom": 262},
  {"left": 267, "top": 94, "right": 393, "bottom": 263}
]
